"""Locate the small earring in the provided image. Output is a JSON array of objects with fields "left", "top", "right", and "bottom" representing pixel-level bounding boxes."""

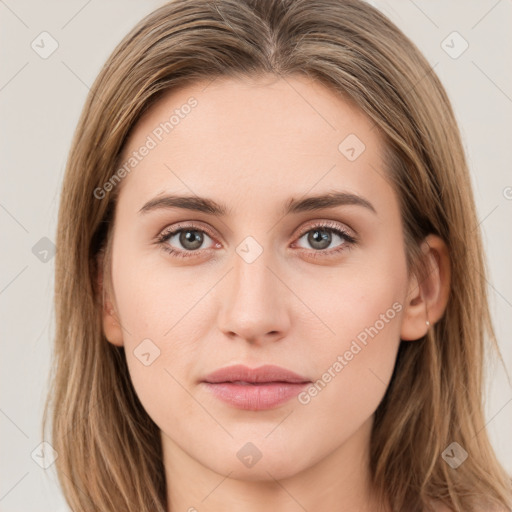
[{"left": 426, "top": 320, "right": 431, "bottom": 327}]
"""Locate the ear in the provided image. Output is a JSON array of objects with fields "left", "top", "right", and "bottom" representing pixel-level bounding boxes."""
[
  {"left": 400, "top": 234, "right": 451, "bottom": 341},
  {"left": 97, "top": 254, "right": 124, "bottom": 347}
]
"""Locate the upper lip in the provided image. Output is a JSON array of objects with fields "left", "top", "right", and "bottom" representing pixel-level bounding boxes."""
[{"left": 202, "top": 364, "right": 311, "bottom": 384}]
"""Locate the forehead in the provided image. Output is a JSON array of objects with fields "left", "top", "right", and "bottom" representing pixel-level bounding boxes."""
[{"left": 116, "top": 74, "right": 393, "bottom": 215}]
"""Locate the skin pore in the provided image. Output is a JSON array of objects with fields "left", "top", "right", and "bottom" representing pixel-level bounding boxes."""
[{"left": 101, "top": 74, "right": 450, "bottom": 512}]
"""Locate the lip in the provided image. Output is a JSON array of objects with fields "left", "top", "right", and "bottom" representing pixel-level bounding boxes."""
[{"left": 201, "top": 364, "right": 311, "bottom": 411}]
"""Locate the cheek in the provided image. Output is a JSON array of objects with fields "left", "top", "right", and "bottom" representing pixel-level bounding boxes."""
[
  {"left": 296, "top": 247, "right": 407, "bottom": 413},
  {"left": 302, "top": 246, "right": 407, "bottom": 344},
  {"left": 110, "top": 251, "right": 214, "bottom": 422},
  {"left": 292, "top": 290, "right": 404, "bottom": 458},
  {"left": 112, "top": 250, "right": 202, "bottom": 341}
]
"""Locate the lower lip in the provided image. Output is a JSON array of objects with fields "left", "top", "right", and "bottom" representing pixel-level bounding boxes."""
[{"left": 202, "top": 382, "right": 310, "bottom": 410}]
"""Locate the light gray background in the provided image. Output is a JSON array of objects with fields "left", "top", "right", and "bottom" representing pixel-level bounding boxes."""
[{"left": 1, "top": 1, "right": 511, "bottom": 510}]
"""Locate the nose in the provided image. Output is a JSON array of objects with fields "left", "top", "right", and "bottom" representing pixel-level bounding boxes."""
[{"left": 216, "top": 246, "right": 291, "bottom": 345}]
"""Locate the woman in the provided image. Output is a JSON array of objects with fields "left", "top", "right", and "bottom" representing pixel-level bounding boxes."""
[{"left": 43, "top": 0, "right": 512, "bottom": 510}]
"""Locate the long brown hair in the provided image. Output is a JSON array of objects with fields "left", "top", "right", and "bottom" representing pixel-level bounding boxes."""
[{"left": 43, "top": 0, "right": 512, "bottom": 510}]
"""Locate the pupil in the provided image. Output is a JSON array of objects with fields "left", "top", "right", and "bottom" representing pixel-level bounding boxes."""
[
  {"left": 180, "top": 230, "right": 203, "bottom": 250},
  {"left": 309, "top": 229, "right": 331, "bottom": 250}
]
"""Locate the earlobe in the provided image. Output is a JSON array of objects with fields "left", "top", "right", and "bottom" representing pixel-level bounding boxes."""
[
  {"left": 400, "top": 234, "right": 451, "bottom": 341},
  {"left": 97, "top": 256, "right": 124, "bottom": 347},
  {"left": 102, "top": 301, "right": 124, "bottom": 347}
]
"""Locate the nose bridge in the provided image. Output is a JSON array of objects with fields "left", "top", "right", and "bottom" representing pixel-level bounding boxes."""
[{"left": 217, "top": 240, "right": 290, "bottom": 342}]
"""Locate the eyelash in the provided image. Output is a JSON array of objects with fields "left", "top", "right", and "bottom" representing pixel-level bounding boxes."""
[{"left": 154, "top": 220, "right": 357, "bottom": 260}]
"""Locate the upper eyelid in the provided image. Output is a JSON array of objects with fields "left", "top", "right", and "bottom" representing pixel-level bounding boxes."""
[
  {"left": 296, "top": 220, "right": 353, "bottom": 237},
  {"left": 159, "top": 221, "right": 216, "bottom": 239}
]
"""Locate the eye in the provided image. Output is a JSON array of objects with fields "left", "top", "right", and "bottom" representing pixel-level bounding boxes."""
[
  {"left": 155, "top": 220, "right": 357, "bottom": 260},
  {"left": 155, "top": 222, "right": 218, "bottom": 259},
  {"left": 293, "top": 221, "right": 356, "bottom": 256}
]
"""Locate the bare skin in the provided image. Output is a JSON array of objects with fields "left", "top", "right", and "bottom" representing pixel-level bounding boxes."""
[{"left": 101, "top": 74, "right": 450, "bottom": 512}]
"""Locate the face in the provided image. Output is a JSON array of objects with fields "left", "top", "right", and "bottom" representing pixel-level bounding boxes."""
[{"left": 102, "top": 74, "right": 418, "bottom": 481}]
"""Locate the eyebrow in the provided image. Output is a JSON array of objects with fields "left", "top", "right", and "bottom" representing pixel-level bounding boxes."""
[{"left": 138, "top": 191, "right": 377, "bottom": 216}]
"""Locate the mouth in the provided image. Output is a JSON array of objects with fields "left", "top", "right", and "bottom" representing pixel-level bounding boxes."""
[{"left": 201, "top": 364, "right": 311, "bottom": 411}]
